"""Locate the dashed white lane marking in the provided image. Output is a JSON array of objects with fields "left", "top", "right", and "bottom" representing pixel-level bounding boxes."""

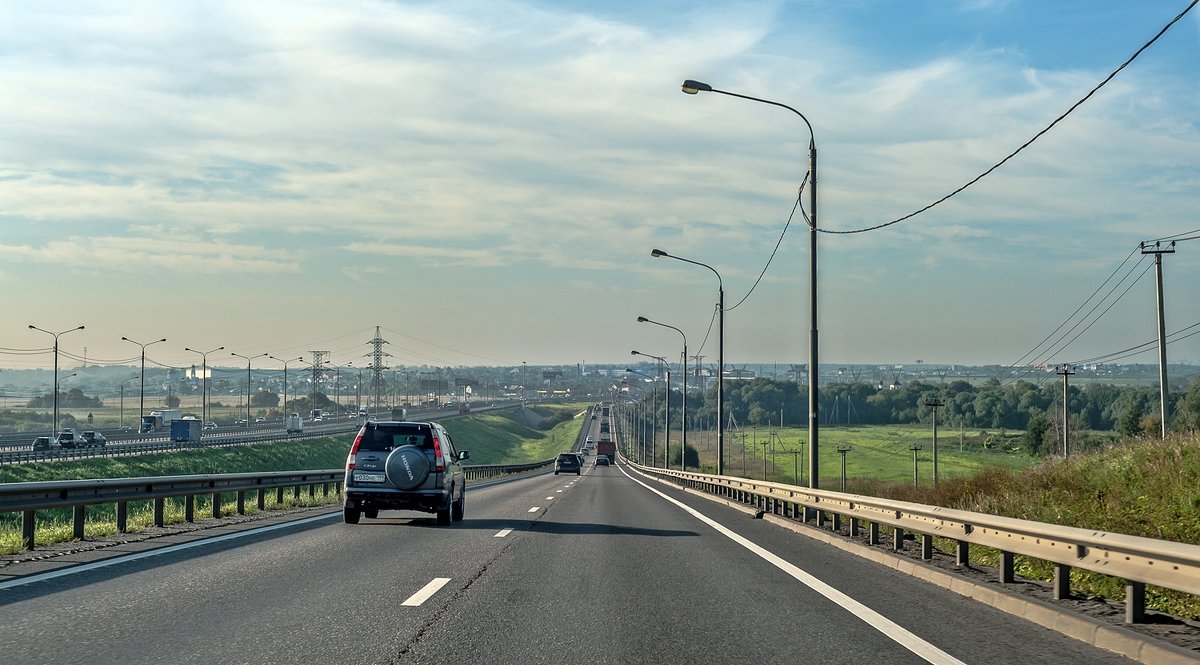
[
  {"left": 528, "top": 507, "right": 540, "bottom": 513},
  {"left": 556, "top": 490, "right": 563, "bottom": 493},
  {"left": 617, "top": 466, "right": 966, "bottom": 665},
  {"left": 545, "top": 497, "right": 555, "bottom": 500},
  {"left": 494, "top": 529, "right": 513, "bottom": 538},
  {"left": 402, "top": 578, "right": 451, "bottom": 607}
]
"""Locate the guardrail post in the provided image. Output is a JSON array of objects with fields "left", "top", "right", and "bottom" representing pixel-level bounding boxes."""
[
  {"left": 999, "top": 551, "right": 1014, "bottom": 583},
  {"left": 293, "top": 485, "right": 301, "bottom": 500},
  {"left": 920, "top": 534, "right": 933, "bottom": 560},
  {"left": 185, "top": 494, "right": 195, "bottom": 522},
  {"left": 1054, "top": 564, "right": 1071, "bottom": 600},
  {"left": 1125, "top": 581, "right": 1145, "bottom": 623},
  {"left": 154, "top": 498, "right": 165, "bottom": 527},
  {"left": 322, "top": 482, "right": 330, "bottom": 497},
  {"left": 22, "top": 510, "right": 35, "bottom": 550},
  {"left": 117, "top": 501, "right": 128, "bottom": 533},
  {"left": 955, "top": 540, "right": 969, "bottom": 567},
  {"left": 308, "top": 483, "right": 315, "bottom": 498},
  {"left": 212, "top": 492, "right": 221, "bottom": 519},
  {"left": 236, "top": 491, "right": 246, "bottom": 515},
  {"left": 257, "top": 489, "right": 266, "bottom": 511},
  {"left": 893, "top": 527, "right": 905, "bottom": 552},
  {"left": 850, "top": 517, "right": 860, "bottom": 537},
  {"left": 868, "top": 521, "right": 879, "bottom": 545},
  {"left": 831, "top": 513, "right": 842, "bottom": 531},
  {"left": 276, "top": 487, "right": 284, "bottom": 504},
  {"left": 73, "top": 505, "right": 86, "bottom": 540}
]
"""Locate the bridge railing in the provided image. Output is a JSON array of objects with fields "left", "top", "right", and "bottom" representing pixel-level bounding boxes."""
[
  {"left": 1, "top": 455, "right": 554, "bottom": 552},
  {"left": 622, "top": 456, "right": 1200, "bottom": 624}
]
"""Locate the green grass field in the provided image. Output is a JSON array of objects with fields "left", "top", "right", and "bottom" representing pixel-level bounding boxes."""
[{"left": 640, "top": 423, "right": 1034, "bottom": 487}]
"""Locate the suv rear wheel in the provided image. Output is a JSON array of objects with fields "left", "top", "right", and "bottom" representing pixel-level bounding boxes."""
[
  {"left": 343, "top": 505, "right": 361, "bottom": 524},
  {"left": 436, "top": 498, "right": 452, "bottom": 526},
  {"left": 451, "top": 492, "right": 464, "bottom": 521}
]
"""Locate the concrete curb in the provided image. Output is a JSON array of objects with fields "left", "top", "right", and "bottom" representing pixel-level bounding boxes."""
[{"left": 632, "top": 466, "right": 1200, "bottom": 664}]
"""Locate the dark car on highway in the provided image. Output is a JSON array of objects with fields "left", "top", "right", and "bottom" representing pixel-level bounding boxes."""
[
  {"left": 31, "top": 436, "right": 53, "bottom": 451},
  {"left": 554, "top": 453, "right": 581, "bottom": 475},
  {"left": 343, "top": 420, "right": 469, "bottom": 525},
  {"left": 80, "top": 431, "right": 107, "bottom": 447}
]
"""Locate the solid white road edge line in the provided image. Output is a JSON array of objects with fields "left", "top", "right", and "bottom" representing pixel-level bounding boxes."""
[
  {"left": 402, "top": 577, "right": 451, "bottom": 607},
  {"left": 616, "top": 465, "right": 966, "bottom": 665},
  {"left": 494, "top": 529, "right": 514, "bottom": 538},
  {"left": 0, "top": 511, "right": 340, "bottom": 591}
]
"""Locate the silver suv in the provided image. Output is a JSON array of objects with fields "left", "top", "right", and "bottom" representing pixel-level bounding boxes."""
[{"left": 343, "top": 421, "right": 469, "bottom": 525}]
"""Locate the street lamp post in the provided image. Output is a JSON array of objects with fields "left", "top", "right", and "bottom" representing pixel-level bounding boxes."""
[
  {"left": 651, "top": 248, "right": 725, "bottom": 475},
  {"left": 122, "top": 336, "right": 166, "bottom": 430},
  {"left": 231, "top": 352, "right": 268, "bottom": 425},
  {"left": 268, "top": 356, "right": 304, "bottom": 417},
  {"left": 626, "top": 368, "right": 658, "bottom": 466},
  {"left": 682, "top": 78, "right": 820, "bottom": 489},
  {"left": 185, "top": 346, "right": 224, "bottom": 425},
  {"left": 119, "top": 375, "right": 138, "bottom": 428},
  {"left": 632, "top": 350, "right": 670, "bottom": 468},
  {"left": 29, "top": 324, "right": 85, "bottom": 435},
  {"left": 638, "top": 316, "right": 688, "bottom": 470}
]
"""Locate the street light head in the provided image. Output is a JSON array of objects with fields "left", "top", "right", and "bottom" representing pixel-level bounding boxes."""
[
  {"left": 77, "top": 326, "right": 85, "bottom": 331},
  {"left": 650, "top": 248, "right": 667, "bottom": 258},
  {"left": 631, "top": 350, "right": 639, "bottom": 356},
  {"left": 681, "top": 79, "right": 712, "bottom": 95},
  {"left": 28, "top": 325, "right": 34, "bottom": 329},
  {"left": 121, "top": 336, "right": 130, "bottom": 341},
  {"left": 636, "top": 316, "right": 648, "bottom": 323}
]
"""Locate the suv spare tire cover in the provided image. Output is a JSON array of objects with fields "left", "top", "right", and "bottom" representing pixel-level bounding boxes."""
[{"left": 386, "top": 445, "right": 430, "bottom": 490}]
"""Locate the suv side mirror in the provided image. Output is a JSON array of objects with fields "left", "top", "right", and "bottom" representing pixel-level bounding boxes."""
[{"left": 459, "top": 450, "right": 470, "bottom": 461}]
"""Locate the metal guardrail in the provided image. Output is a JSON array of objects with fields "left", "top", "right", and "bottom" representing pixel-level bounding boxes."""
[
  {"left": 1, "top": 454, "right": 556, "bottom": 551},
  {"left": 622, "top": 457, "right": 1200, "bottom": 624}
]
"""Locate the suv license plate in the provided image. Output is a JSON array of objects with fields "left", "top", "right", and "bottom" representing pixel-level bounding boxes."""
[{"left": 355, "top": 472, "right": 386, "bottom": 483}]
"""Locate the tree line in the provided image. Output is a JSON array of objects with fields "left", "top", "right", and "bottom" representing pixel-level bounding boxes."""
[{"left": 627, "top": 376, "right": 1200, "bottom": 457}]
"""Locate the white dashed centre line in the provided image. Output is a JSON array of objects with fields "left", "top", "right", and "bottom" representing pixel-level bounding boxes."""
[
  {"left": 546, "top": 497, "right": 555, "bottom": 500},
  {"left": 402, "top": 578, "right": 451, "bottom": 607},
  {"left": 556, "top": 490, "right": 563, "bottom": 493},
  {"left": 494, "top": 528, "right": 513, "bottom": 538},
  {"left": 528, "top": 506, "right": 540, "bottom": 513}
]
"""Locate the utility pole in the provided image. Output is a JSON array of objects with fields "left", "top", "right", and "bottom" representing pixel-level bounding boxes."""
[
  {"left": 925, "top": 398, "right": 944, "bottom": 485},
  {"left": 837, "top": 445, "right": 851, "bottom": 492},
  {"left": 761, "top": 442, "right": 769, "bottom": 480},
  {"left": 909, "top": 444, "right": 922, "bottom": 488},
  {"left": 1057, "top": 364, "right": 1075, "bottom": 457},
  {"left": 1140, "top": 241, "right": 1175, "bottom": 439},
  {"left": 309, "top": 350, "right": 328, "bottom": 414}
]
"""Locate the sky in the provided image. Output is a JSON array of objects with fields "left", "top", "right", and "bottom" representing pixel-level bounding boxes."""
[{"left": 2, "top": 0, "right": 1199, "bottom": 374}]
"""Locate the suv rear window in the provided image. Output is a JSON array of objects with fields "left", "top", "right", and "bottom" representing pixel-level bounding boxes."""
[{"left": 359, "top": 424, "right": 432, "bottom": 452}]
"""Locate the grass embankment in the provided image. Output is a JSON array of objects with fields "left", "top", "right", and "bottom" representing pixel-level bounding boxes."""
[
  {"left": 863, "top": 435, "right": 1200, "bottom": 619},
  {"left": 447, "top": 403, "right": 587, "bottom": 464},
  {"left": 1, "top": 407, "right": 586, "bottom": 554}
]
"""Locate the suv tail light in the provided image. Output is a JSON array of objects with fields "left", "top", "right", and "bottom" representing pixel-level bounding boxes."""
[
  {"left": 432, "top": 436, "right": 445, "bottom": 472},
  {"left": 346, "top": 431, "right": 363, "bottom": 470}
]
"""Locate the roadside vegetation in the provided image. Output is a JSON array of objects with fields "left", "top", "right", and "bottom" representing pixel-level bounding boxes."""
[{"left": 860, "top": 433, "right": 1200, "bottom": 619}]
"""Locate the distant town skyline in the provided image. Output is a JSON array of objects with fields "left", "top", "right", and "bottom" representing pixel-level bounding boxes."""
[{"left": 3, "top": 2, "right": 1198, "bottom": 371}]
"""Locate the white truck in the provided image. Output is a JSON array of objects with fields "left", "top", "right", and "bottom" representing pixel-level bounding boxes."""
[
  {"left": 140, "top": 409, "right": 183, "bottom": 433},
  {"left": 286, "top": 413, "right": 304, "bottom": 434}
]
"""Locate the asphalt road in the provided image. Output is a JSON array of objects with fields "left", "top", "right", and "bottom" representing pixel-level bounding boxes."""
[{"left": 0, "top": 459, "right": 1134, "bottom": 664}]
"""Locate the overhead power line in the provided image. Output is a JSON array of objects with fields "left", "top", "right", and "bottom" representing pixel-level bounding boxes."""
[{"left": 822, "top": 0, "right": 1199, "bottom": 235}]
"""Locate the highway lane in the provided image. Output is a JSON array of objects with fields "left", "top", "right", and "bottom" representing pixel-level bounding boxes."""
[{"left": 0, "top": 459, "right": 1134, "bottom": 664}]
